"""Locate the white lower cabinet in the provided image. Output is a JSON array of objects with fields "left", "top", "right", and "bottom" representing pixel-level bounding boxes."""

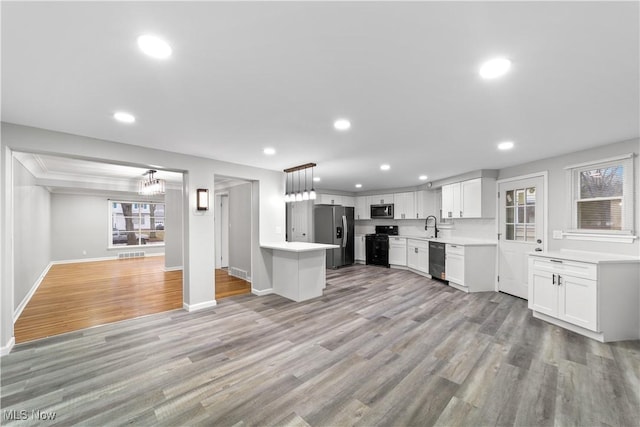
[
  {"left": 407, "top": 239, "right": 429, "bottom": 274},
  {"left": 354, "top": 234, "right": 366, "bottom": 263},
  {"left": 528, "top": 253, "right": 640, "bottom": 342},
  {"left": 445, "top": 243, "right": 496, "bottom": 293},
  {"left": 388, "top": 237, "right": 407, "bottom": 266}
]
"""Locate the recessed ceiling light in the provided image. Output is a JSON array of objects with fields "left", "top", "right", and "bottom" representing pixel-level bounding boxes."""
[
  {"left": 334, "top": 119, "right": 351, "bottom": 131},
  {"left": 498, "top": 141, "right": 514, "bottom": 150},
  {"left": 479, "top": 57, "right": 511, "bottom": 79},
  {"left": 137, "top": 34, "right": 172, "bottom": 59},
  {"left": 263, "top": 147, "right": 276, "bottom": 155},
  {"left": 113, "top": 111, "right": 135, "bottom": 123},
  {"left": 355, "top": 184, "right": 362, "bottom": 188},
  {"left": 419, "top": 175, "right": 428, "bottom": 181},
  {"left": 313, "top": 177, "right": 321, "bottom": 182},
  {"left": 380, "top": 164, "right": 390, "bottom": 171}
]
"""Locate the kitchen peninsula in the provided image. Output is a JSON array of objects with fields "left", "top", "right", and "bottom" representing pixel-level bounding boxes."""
[{"left": 261, "top": 242, "right": 339, "bottom": 302}]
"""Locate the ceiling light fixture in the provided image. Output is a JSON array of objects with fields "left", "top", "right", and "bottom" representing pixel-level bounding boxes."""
[
  {"left": 355, "top": 184, "right": 362, "bottom": 188},
  {"left": 479, "top": 57, "right": 511, "bottom": 79},
  {"left": 334, "top": 119, "right": 351, "bottom": 131},
  {"left": 263, "top": 147, "right": 276, "bottom": 155},
  {"left": 313, "top": 177, "right": 321, "bottom": 182},
  {"left": 137, "top": 34, "right": 172, "bottom": 59},
  {"left": 419, "top": 175, "right": 428, "bottom": 181},
  {"left": 114, "top": 111, "right": 135, "bottom": 123},
  {"left": 138, "top": 170, "right": 165, "bottom": 195},
  {"left": 380, "top": 164, "right": 390, "bottom": 171},
  {"left": 284, "top": 163, "right": 317, "bottom": 203},
  {"left": 498, "top": 141, "right": 514, "bottom": 150}
]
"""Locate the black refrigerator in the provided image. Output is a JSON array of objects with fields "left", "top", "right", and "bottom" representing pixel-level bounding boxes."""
[{"left": 313, "top": 205, "right": 355, "bottom": 269}]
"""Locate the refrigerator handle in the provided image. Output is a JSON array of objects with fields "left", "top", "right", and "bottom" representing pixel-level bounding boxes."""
[{"left": 342, "top": 215, "right": 348, "bottom": 248}]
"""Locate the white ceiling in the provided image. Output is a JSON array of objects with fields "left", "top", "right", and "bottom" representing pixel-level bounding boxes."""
[{"left": 2, "top": 1, "right": 638, "bottom": 193}]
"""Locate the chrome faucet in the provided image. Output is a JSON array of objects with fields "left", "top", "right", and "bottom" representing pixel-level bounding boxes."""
[{"left": 425, "top": 215, "right": 438, "bottom": 238}]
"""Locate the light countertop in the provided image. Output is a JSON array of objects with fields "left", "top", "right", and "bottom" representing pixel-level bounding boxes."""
[
  {"left": 261, "top": 242, "right": 339, "bottom": 253},
  {"left": 391, "top": 235, "right": 497, "bottom": 246},
  {"left": 530, "top": 250, "right": 640, "bottom": 264}
]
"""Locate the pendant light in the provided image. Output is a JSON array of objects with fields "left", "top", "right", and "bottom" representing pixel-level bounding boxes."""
[
  {"left": 302, "top": 168, "right": 309, "bottom": 200},
  {"left": 284, "top": 172, "right": 291, "bottom": 203},
  {"left": 310, "top": 167, "right": 317, "bottom": 200},
  {"left": 295, "top": 170, "right": 303, "bottom": 201},
  {"left": 283, "top": 163, "right": 317, "bottom": 203},
  {"left": 138, "top": 170, "right": 166, "bottom": 196}
]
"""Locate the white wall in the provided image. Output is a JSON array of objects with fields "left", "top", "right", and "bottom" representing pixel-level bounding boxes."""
[
  {"left": 50, "top": 193, "right": 165, "bottom": 261},
  {"left": 1, "top": 123, "right": 285, "bottom": 352},
  {"left": 12, "top": 158, "right": 51, "bottom": 312},
  {"left": 228, "top": 183, "right": 252, "bottom": 278},
  {"left": 499, "top": 138, "right": 640, "bottom": 256},
  {"left": 164, "top": 188, "right": 183, "bottom": 270}
]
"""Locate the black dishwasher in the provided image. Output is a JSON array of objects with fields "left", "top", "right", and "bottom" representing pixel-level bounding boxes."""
[{"left": 429, "top": 241, "right": 446, "bottom": 281}]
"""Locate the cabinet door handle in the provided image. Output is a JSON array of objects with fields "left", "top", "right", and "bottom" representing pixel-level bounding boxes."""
[
  {"left": 558, "top": 274, "right": 562, "bottom": 285},
  {"left": 552, "top": 274, "right": 556, "bottom": 285}
]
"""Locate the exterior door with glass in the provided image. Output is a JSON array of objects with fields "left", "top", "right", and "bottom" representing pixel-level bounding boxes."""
[{"left": 498, "top": 175, "right": 545, "bottom": 299}]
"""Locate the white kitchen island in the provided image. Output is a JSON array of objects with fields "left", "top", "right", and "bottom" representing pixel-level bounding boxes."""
[{"left": 261, "top": 242, "right": 339, "bottom": 302}]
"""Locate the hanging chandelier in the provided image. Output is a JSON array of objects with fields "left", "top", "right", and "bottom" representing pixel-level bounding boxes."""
[
  {"left": 284, "top": 163, "right": 317, "bottom": 203},
  {"left": 138, "top": 169, "right": 166, "bottom": 195}
]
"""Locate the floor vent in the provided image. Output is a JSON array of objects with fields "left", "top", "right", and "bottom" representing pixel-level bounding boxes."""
[
  {"left": 229, "top": 267, "right": 248, "bottom": 281},
  {"left": 118, "top": 251, "right": 145, "bottom": 259}
]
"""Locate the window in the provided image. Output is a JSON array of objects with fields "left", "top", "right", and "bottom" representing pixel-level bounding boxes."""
[
  {"left": 567, "top": 154, "right": 635, "bottom": 241},
  {"left": 110, "top": 201, "right": 165, "bottom": 247},
  {"left": 505, "top": 187, "right": 537, "bottom": 242}
]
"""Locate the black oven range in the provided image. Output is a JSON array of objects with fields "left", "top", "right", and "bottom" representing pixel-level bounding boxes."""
[{"left": 365, "top": 225, "right": 399, "bottom": 268}]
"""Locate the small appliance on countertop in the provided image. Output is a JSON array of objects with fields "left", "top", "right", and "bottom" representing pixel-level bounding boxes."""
[{"left": 365, "top": 225, "right": 399, "bottom": 268}]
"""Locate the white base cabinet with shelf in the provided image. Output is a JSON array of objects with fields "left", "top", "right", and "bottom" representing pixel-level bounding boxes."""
[
  {"left": 528, "top": 254, "right": 640, "bottom": 342},
  {"left": 388, "top": 237, "right": 407, "bottom": 267},
  {"left": 407, "top": 239, "right": 429, "bottom": 275},
  {"left": 445, "top": 243, "right": 496, "bottom": 293},
  {"left": 354, "top": 234, "right": 366, "bottom": 263}
]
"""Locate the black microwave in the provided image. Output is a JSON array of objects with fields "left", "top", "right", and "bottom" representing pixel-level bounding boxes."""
[{"left": 371, "top": 204, "right": 394, "bottom": 219}]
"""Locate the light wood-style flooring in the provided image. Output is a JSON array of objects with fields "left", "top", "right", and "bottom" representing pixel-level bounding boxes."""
[
  {"left": 14, "top": 257, "right": 250, "bottom": 343},
  {"left": 3, "top": 264, "right": 638, "bottom": 426}
]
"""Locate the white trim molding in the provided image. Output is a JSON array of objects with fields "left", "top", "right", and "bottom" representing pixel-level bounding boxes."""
[
  {"left": 561, "top": 231, "right": 637, "bottom": 244},
  {"left": 1, "top": 337, "right": 15, "bottom": 356},
  {"left": 252, "top": 288, "right": 273, "bottom": 296},
  {"left": 163, "top": 266, "right": 183, "bottom": 272},
  {"left": 183, "top": 300, "right": 217, "bottom": 312},
  {"left": 564, "top": 152, "right": 635, "bottom": 170},
  {"left": 14, "top": 262, "right": 53, "bottom": 322}
]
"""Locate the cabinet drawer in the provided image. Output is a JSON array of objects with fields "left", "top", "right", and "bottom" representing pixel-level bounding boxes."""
[
  {"left": 408, "top": 239, "right": 428, "bottom": 250},
  {"left": 446, "top": 244, "right": 464, "bottom": 255},
  {"left": 531, "top": 257, "right": 597, "bottom": 280}
]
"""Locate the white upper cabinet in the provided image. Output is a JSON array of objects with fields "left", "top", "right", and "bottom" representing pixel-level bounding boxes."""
[
  {"left": 316, "top": 194, "right": 341, "bottom": 205},
  {"left": 441, "top": 178, "right": 496, "bottom": 219},
  {"left": 341, "top": 196, "right": 355, "bottom": 207},
  {"left": 369, "top": 194, "right": 394, "bottom": 205},
  {"left": 315, "top": 194, "right": 354, "bottom": 207},
  {"left": 416, "top": 190, "right": 439, "bottom": 219},
  {"left": 393, "top": 192, "right": 416, "bottom": 219},
  {"left": 355, "top": 196, "right": 370, "bottom": 220}
]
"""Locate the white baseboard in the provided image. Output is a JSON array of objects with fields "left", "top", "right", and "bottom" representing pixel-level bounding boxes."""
[
  {"left": 14, "top": 262, "right": 54, "bottom": 322},
  {"left": 52, "top": 256, "right": 117, "bottom": 265},
  {"left": 52, "top": 251, "right": 165, "bottom": 265},
  {"left": 252, "top": 288, "right": 273, "bottom": 296},
  {"left": 1, "top": 337, "right": 15, "bottom": 357},
  {"left": 183, "top": 300, "right": 217, "bottom": 312},
  {"left": 164, "top": 266, "right": 183, "bottom": 272}
]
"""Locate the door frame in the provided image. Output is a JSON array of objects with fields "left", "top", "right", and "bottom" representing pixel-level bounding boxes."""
[
  {"left": 495, "top": 171, "right": 549, "bottom": 292},
  {"left": 215, "top": 192, "right": 230, "bottom": 269}
]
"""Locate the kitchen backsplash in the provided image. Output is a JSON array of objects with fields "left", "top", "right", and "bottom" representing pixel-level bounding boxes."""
[{"left": 355, "top": 218, "right": 497, "bottom": 241}]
